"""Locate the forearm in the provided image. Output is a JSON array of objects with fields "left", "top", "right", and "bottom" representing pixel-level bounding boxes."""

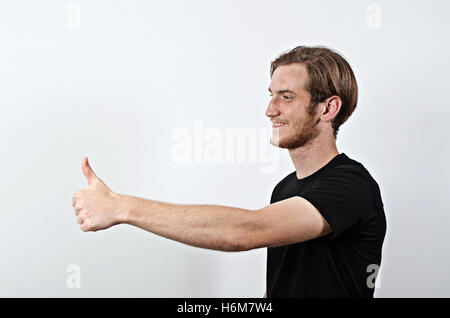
[{"left": 120, "top": 195, "right": 258, "bottom": 252}]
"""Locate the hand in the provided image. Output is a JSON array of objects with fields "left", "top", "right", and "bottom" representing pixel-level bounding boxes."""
[{"left": 72, "top": 157, "right": 125, "bottom": 232}]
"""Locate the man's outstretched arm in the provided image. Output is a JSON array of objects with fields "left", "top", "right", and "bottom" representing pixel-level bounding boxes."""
[
  {"left": 119, "top": 196, "right": 257, "bottom": 252},
  {"left": 72, "top": 157, "right": 331, "bottom": 252}
]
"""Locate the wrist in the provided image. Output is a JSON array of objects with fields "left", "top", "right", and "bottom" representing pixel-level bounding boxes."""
[{"left": 114, "top": 193, "right": 134, "bottom": 225}]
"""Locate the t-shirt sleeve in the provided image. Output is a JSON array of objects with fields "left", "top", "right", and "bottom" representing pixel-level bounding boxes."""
[{"left": 298, "top": 165, "right": 373, "bottom": 239}]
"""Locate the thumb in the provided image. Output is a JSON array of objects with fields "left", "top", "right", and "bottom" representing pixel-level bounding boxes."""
[{"left": 82, "top": 157, "right": 100, "bottom": 186}]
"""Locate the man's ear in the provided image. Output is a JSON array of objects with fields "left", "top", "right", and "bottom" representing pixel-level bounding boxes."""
[{"left": 320, "top": 96, "right": 342, "bottom": 122}]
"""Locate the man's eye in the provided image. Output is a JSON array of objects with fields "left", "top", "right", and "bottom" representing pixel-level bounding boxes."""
[{"left": 268, "top": 94, "right": 291, "bottom": 100}]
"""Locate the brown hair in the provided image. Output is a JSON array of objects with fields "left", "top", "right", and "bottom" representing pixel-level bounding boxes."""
[{"left": 270, "top": 45, "right": 358, "bottom": 138}]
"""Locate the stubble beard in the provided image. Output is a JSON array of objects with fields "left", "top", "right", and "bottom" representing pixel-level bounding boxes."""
[{"left": 270, "top": 107, "right": 321, "bottom": 150}]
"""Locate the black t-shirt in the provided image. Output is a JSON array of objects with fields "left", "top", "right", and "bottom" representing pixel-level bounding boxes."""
[{"left": 266, "top": 153, "right": 386, "bottom": 298}]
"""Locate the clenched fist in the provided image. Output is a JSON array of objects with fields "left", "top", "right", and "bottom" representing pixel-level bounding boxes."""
[{"left": 72, "top": 157, "right": 127, "bottom": 232}]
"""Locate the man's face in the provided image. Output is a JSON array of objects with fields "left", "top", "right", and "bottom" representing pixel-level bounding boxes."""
[{"left": 266, "top": 63, "right": 321, "bottom": 149}]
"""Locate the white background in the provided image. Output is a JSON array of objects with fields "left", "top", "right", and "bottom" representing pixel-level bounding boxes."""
[{"left": 0, "top": 0, "right": 449, "bottom": 297}]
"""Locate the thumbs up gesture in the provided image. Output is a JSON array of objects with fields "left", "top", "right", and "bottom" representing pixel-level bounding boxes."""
[{"left": 72, "top": 157, "right": 126, "bottom": 232}]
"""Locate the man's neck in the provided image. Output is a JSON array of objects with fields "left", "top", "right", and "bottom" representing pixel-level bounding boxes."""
[{"left": 288, "top": 135, "right": 339, "bottom": 180}]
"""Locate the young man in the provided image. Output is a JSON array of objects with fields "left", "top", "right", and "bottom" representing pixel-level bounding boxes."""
[{"left": 72, "top": 45, "right": 386, "bottom": 298}]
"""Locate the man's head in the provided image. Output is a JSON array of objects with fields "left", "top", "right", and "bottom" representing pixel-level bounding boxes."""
[{"left": 266, "top": 46, "right": 358, "bottom": 149}]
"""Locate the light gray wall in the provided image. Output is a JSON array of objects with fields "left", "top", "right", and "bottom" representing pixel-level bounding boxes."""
[{"left": 0, "top": 0, "right": 449, "bottom": 297}]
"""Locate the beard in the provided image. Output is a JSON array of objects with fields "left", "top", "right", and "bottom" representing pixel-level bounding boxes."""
[{"left": 270, "top": 105, "right": 321, "bottom": 150}]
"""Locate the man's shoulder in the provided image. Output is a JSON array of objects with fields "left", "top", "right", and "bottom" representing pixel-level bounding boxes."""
[
  {"left": 273, "top": 171, "right": 296, "bottom": 189},
  {"left": 270, "top": 171, "right": 297, "bottom": 203},
  {"left": 333, "top": 154, "right": 380, "bottom": 186},
  {"left": 319, "top": 154, "right": 384, "bottom": 207}
]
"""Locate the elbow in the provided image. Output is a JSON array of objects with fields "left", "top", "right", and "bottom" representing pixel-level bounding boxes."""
[
  {"left": 227, "top": 229, "right": 261, "bottom": 252},
  {"left": 220, "top": 231, "right": 254, "bottom": 252},
  {"left": 223, "top": 209, "right": 265, "bottom": 252},
  {"left": 225, "top": 243, "right": 252, "bottom": 253},
  {"left": 222, "top": 237, "right": 249, "bottom": 252}
]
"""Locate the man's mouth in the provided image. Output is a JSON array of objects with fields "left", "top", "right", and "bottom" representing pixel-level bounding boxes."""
[{"left": 272, "top": 122, "right": 286, "bottom": 128}]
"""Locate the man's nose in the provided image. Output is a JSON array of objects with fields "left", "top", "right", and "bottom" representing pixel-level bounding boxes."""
[{"left": 265, "top": 99, "right": 280, "bottom": 118}]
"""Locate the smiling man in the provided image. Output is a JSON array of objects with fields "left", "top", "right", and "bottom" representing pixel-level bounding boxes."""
[{"left": 72, "top": 45, "right": 386, "bottom": 298}]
